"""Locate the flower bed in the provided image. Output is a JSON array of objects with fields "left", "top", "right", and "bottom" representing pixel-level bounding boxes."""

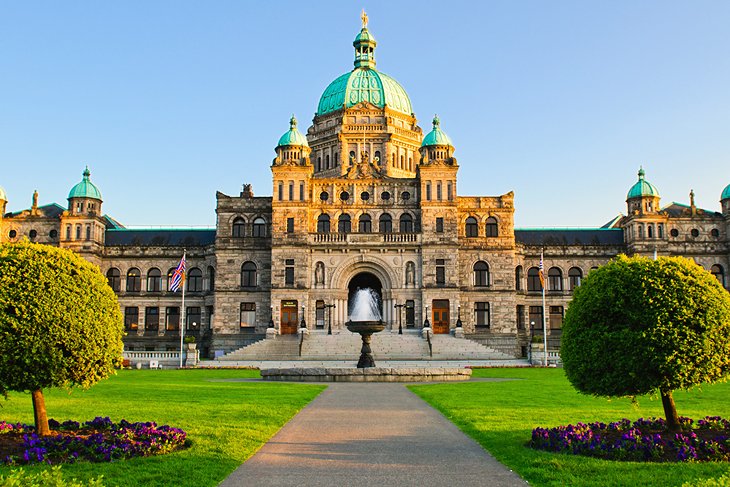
[
  {"left": 0, "top": 417, "right": 188, "bottom": 465},
  {"left": 530, "top": 416, "right": 730, "bottom": 462}
]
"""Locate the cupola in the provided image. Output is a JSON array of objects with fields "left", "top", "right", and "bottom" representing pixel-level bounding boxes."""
[
  {"left": 626, "top": 167, "right": 660, "bottom": 215},
  {"left": 273, "top": 116, "right": 311, "bottom": 166},
  {"left": 721, "top": 182, "right": 730, "bottom": 214},
  {"left": 419, "top": 116, "right": 456, "bottom": 165},
  {"left": 67, "top": 167, "right": 103, "bottom": 215}
]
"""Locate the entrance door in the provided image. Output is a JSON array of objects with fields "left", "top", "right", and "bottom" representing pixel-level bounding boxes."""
[
  {"left": 432, "top": 299, "right": 450, "bottom": 334},
  {"left": 280, "top": 300, "right": 298, "bottom": 335}
]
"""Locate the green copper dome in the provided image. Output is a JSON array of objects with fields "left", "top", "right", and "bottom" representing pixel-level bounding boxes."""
[
  {"left": 316, "top": 20, "right": 413, "bottom": 116},
  {"left": 627, "top": 167, "right": 659, "bottom": 199},
  {"left": 277, "top": 115, "right": 309, "bottom": 148},
  {"left": 722, "top": 183, "right": 730, "bottom": 201},
  {"left": 421, "top": 116, "right": 453, "bottom": 147},
  {"left": 68, "top": 167, "right": 102, "bottom": 200}
]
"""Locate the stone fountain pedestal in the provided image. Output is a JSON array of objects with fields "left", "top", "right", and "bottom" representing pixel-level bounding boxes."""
[{"left": 345, "top": 320, "right": 385, "bottom": 368}]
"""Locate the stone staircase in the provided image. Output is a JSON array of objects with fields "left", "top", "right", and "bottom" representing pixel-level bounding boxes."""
[{"left": 218, "top": 330, "right": 515, "bottom": 361}]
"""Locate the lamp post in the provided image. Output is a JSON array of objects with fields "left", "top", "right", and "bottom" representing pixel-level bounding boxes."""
[
  {"left": 423, "top": 304, "right": 430, "bottom": 328},
  {"left": 394, "top": 303, "right": 405, "bottom": 334},
  {"left": 529, "top": 321, "right": 535, "bottom": 364},
  {"left": 268, "top": 305, "right": 274, "bottom": 328},
  {"left": 300, "top": 305, "right": 306, "bottom": 329},
  {"left": 456, "top": 305, "right": 462, "bottom": 328},
  {"left": 325, "top": 303, "right": 336, "bottom": 335}
]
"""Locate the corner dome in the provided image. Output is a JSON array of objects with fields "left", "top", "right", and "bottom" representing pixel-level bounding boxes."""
[
  {"left": 277, "top": 116, "right": 309, "bottom": 148},
  {"left": 627, "top": 167, "right": 659, "bottom": 199},
  {"left": 722, "top": 183, "right": 730, "bottom": 201},
  {"left": 316, "top": 15, "right": 412, "bottom": 117},
  {"left": 68, "top": 167, "right": 102, "bottom": 201},
  {"left": 421, "top": 116, "right": 453, "bottom": 147}
]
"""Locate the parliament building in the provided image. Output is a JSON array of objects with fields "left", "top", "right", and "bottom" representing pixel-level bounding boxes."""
[{"left": 1, "top": 17, "right": 728, "bottom": 360}]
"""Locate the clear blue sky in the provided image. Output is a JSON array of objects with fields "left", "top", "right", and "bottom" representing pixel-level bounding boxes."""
[{"left": 1, "top": 1, "right": 728, "bottom": 228}]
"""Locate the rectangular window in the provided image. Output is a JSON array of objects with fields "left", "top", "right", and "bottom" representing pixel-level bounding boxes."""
[
  {"left": 299, "top": 182, "right": 305, "bottom": 201},
  {"left": 475, "top": 302, "right": 490, "bottom": 328},
  {"left": 124, "top": 307, "right": 138, "bottom": 331},
  {"left": 426, "top": 183, "right": 431, "bottom": 201},
  {"left": 145, "top": 307, "right": 159, "bottom": 331},
  {"left": 516, "top": 305, "right": 525, "bottom": 330},
  {"left": 447, "top": 182, "right": 453, "bottom": 200},
  {"left": 550, "top": 305, "right": 564, "bottom": 330},
  {"left": 436, "top": 259, "right": 446, "bottom": 286},
  {"left": 435, "top": 217, "right": 444, "bottom": 233},
  {"left": 316, "top": 300, "right": 325, "bottom": 328},
  {"left": 287, "top": 218, "right": 294, "bottom": 233},
  {"left": 405, "top": 300, "right": 415, "bottom": 327},
  {"left": 436, "top": 182, "right": 442, "bottom": 200},
  {"left": 278, "top": 183, "right": 283, "bottom": 201},
  {"left": 285, "top": 259, "right": 295, "bottom": 286},
  {"left": 165, "top": 306, "right": 180, "bottom": 331},
  {"left": 528, "top": 306, "right": 543, "bottom": 331},
  {"left": 240, "top": 303, "right": 256, "bottom": 328},
  {"left": 288, "top": 182, "right": 294, "bottom": 201},
  {"left": 658, "top": 223, "right": 664, "bottom": 238},
  {"left": 187, "top": 306, "right": 201, "bottom": 330}
]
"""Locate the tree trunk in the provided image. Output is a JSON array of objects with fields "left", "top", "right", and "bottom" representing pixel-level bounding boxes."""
[
  {"left": 31, "top": 389, "right": 50, "bottom": 436},
  {"left": 660, "top": 389, "right": 680, "bottom": 432}
]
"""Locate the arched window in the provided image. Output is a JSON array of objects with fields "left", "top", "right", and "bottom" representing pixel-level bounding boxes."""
[
  {"left": 85, "top": 225, "right": 91, "bottom": 240},
  {"left": 106, "top": 268, "right": 121, "bottom": 292},
  {"left": 187, "top": 267, "right": 203, "bottom": 292},
  {"left": 485, "top": 217, "right": 498, "bottom": 237},
  {"left": 359, "top": 214, "right": 372, "bottom": 233},
  {"left": 252, "top": 217, "right": 266, "bottom": 237},
  {"left": 527, "top": 267, "right": 542, "bottom": 291},
  {"left": 208, "top": 266, "right": 215, "bottom": 291},
  {"left": 241, "top": 261, "right": 257, "bottom": 288},
  {"left": 349, "top": 151, "right": 356, "bottom": 163},
  {"left": 76, "top": 225, "right": 81, "bottom": 240},
  {"left": 379, "top": 213, "right": 393, "bottom": 233},
  {"left": 548, "top": 267, "right": 563, "bottom": 291},
  {"left": 338, "top": 214, "right": 351, "bottom": 233},
  {"left": 648, "top": 224, "right": 654, "bottom": 238},
  {"left": 465, "top": 217, "right": 478, "bottom": 237},
  {"left": 374, "top": 151, "right": 381, "bottom": 162},
  {"left": 167, "top": 268, "right": 178, "bottom": 291},
  {"left": 400, "top": 213, "right": 414, "bottom": 233},
  {"left": 317, "top": 214, "right": 330, "bottom": 233},
  {"left": 147, "top": 268, "right": 162, "bottom": 292},
  {"left": 232, "top": 217, "right": 245, "bottom": 237},
  {"left": 317, "top": 157, "right": 321, "bottom": 171},
  {"left": 711, "top": 264, "right": 725, "bottom": 287},
  {"left": 568, "top": 267, "right": 583, "bottom": 291},
  {"left": 66, "top": 225, "right": 71, "bottom": 240},
  {"left": 325, "top": 154, "right": 330, "bottom": 168},
  {"left": 515, "top": 266, "right": 523, "bottom": 291},
  {"left": 126, "top": 268, "right": 141, "bottom": 292},
  {"left": 473, "top": 261, "right": 489, "bottom": 287}
]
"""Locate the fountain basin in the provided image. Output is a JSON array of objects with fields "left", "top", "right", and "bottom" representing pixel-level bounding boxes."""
[
  {"left": 346, "top": 320, "right": 385, "bottom": 334},
  {"left": 261, "top": 367, "right": 472, "bottom": 382}
]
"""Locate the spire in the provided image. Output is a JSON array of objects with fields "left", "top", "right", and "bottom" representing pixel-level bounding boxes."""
[
  {"left": 353, "top": 10, "right": 377, "bottom": 69},
  {"left": 289, "top": 115, "right": 297, "bottom": 130},
  {"left": 83, "top": 165, "right": 91, "bottom": 180},
  {"left": 638, "top": 166, "right": 645, "bottom": 180},
  {"left": 433, "top": 115, "right": 440, "bottom": 129}
]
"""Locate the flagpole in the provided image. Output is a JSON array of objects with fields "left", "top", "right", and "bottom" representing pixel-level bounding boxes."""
[
  {"left": 179, "top": 250, "right": 186, "bottom": 368},
  {"left": 541, "top": 249, "right": 548, "bottom": 367}
]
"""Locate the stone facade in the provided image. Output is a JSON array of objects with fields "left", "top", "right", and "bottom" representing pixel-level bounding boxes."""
[{"left": 1, "top": 19, "right": 728, "bottom": 359}]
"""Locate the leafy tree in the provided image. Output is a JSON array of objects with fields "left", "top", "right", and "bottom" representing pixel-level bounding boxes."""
[
  {"left": 561, "top": 255, "right": 730, "bottom": 431},
  {"left": 0, "top": 242, "right": 124, "bottom": 436}
]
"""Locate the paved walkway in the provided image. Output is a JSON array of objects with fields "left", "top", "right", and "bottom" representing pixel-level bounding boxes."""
[
  {"left": 220, "top": 383, "right": 527, "bottom": 487},
  {"left": 201, "top": 359, "right": 531, "bottom": 369}
]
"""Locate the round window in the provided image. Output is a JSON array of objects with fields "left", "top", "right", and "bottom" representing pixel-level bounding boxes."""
[
  {"left": 670, "top": 229, "right": 679, "bottom": 237},
  {"left": 401, "top": 191, "right": 411, "bottom": 201},
  {"left": 691, "top": 229, "right": 699, "bottom": 238},
  {"left": 711, "top": 228, "right": 720, "bottom": 238},
  {"left": 361, "top": 191, "right": 370, "bottom": 201},
  {"left": 340, "top": 191, "right": 350, "bottom": 201},
  {"left": 382, "top": 191, "right": 391, "bottom": 201},
  {"left": 8, "top": 229, "right": 17, "bottom": 239},
  {"left": 29, "top": 229, "right": 37, "bottom": 239},
  {"left": 320, "top": 191, "right": 329, "bottom": 201},
  {"left": 50, "top": 229, "right": 58, "bottom": 239}
]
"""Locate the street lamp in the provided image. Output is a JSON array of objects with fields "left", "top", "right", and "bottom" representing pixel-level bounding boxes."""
[
  {"left": 456, "top": 305, "right": 462, "bottom": 328},
  {"left": 325, "top": 303, "right": 336, "bottom": 335},
  {"left": 268, "top": 306, "right": 274, "bottom": 328},
  {"left": 423, "top": 304, "right": 430, "bottom": 328},
  {"left": 300, "top": 305, "right": 306, "bottom": 329},
  {"left": 394, "top": 303, "right": 405, "bottom": 334}
]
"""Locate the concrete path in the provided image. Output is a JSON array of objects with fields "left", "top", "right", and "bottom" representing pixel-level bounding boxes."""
[{"left": 220, "top": 383, "right": 526, "bottom": 487}]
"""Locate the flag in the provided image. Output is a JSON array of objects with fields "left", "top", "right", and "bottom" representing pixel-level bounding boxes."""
[
  {"left": 538, "top": 251, "right": 545, "bottom": 289},
  {"left": 170, "top": 254, "right": 186, "bottom": 292}
]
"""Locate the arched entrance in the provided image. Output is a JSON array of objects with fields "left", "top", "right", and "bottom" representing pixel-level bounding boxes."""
[{"left": 348, "top": 272, "right": 382, "bottom": 318}]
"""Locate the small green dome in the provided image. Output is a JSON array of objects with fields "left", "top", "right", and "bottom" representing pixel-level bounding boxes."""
[
  {"left": 277, "top": 116, "right": 309, "bottom": 148},
  {"left": 0, "top": 185, "right": 6, "bottom": 201},
  {"left": 627, "top": 167, "right": 659, "bottom": 199},
  {"left": 421, "top": 115, "right": 453, "bottom": 147},
  {"left": 722, "top": 183, "right": 730, "bottom": 201},
  {"left": 68, "top": 167, "right": 102, "bottom": 200}
]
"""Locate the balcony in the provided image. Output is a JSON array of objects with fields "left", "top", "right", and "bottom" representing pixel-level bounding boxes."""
[{"left": 310, "top": 232, "right": 421, "bottom": 246}]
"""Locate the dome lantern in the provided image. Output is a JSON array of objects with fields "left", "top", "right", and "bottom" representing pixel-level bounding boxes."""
[
  {"left": 276, "top": 115, "right": 309, "bottom": 149},
  {"left": 627, "top": 166, "right": 660, "bottom": 200},
  {"left": 68, "top": 166, "right": 102, "bottom": 201}
]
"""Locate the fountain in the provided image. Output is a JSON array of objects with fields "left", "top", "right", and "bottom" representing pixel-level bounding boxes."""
[{"left": 346, "top": 288, "right": 385, "bottom": 368}]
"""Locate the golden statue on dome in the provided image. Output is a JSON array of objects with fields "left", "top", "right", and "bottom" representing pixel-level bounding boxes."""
[{"left": 361, "top": 9, "right": 368, "bottom": 28}]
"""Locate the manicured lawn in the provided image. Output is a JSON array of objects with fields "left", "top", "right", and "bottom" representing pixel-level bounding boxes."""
[
  {"left": 410, "top": 368, "right": 730, "bottom": 487},
  {"left": 0, "top": 369, "right": 324, "bottom": 486}
]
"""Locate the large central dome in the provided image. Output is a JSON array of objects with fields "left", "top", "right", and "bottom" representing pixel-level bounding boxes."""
[{"left": 316, "top": 19, "right": 413, "bottom": 117}]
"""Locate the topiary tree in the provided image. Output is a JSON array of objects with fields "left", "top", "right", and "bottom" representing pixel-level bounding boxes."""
[
  {"left": 561, "top": 255, "right": 730, "bottom": 431},
  {"left": 0, "top": 241, "right": 124, "bottom": 436}
]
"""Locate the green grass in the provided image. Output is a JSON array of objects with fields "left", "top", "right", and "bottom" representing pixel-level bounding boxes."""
[
  {"left": 409, "top": 368, "right": 730, "bottom": 487},
  {"left": 0, "top": 369, "right": 324, "bottom": 486}
]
